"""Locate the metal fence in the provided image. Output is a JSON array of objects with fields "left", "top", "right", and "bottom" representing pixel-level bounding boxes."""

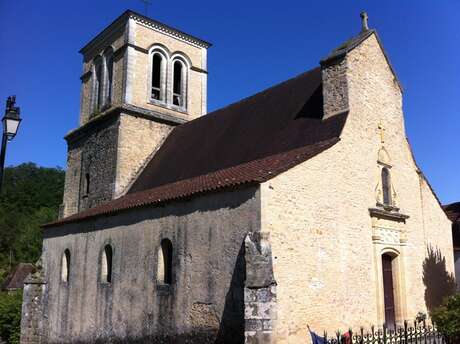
[{"left": 322, "top": 321, "right": 446, "bottom": 344}]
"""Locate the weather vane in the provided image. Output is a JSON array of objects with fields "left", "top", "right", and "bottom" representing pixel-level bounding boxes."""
[{"left": 140, "top": 0, "right": 152, "bottom": 16}]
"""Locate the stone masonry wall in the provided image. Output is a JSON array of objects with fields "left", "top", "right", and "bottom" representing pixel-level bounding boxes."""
[
  {"left": 62, "top": 145, "right": 83, "bottom": 218},
  {"left": 41, "top": 186, "right": 260, "bottom": 343},
  {"left": 79, "top": 25, "right": 126, "bottom": 125},
  {"left": 321, "top": 57, "right": 349, "bottom": 118},
  {"left": 63, "top": 109, "right": 178, "bottom": 217},
  {"left": 129, "top": 22, "right": 207, "bottom": 120},
  {"left": 78, "top": 116, "right": 119, "bottom": 213},
  {"left": 114, "top": 113, "right": 174, "bottom": 197},
  {"left": 62, "top": 115, "right": 120, "bottom": 217},
  {"left": 260, "top": 33, "right": 453, "bottom": 343}
]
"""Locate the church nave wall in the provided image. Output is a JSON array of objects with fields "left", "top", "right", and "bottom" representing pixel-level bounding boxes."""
[{"left": 41, "top": 186, "right": 261, "bottom": 343}]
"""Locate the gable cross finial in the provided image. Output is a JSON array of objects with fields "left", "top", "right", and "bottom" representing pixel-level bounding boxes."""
[
  {"left": 378, "top": 121, "right": 386, "bottom": 144},
  {"left": 360, "top": 11, "right": 369, "bottom": 32}
]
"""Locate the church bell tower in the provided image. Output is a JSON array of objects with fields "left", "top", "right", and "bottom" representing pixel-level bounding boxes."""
[{"left": 61, "top": 10, "right": 211, "bottom": 218}]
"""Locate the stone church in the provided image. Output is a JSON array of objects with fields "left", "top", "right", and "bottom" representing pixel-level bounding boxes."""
[{"left": 20, "top": 9, "right": 455, "bottom": 344}]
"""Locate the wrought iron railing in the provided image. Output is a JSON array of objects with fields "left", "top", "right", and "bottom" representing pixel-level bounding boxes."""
[{"left": 321, "top": 321, "right": 445, "bottom": 344}]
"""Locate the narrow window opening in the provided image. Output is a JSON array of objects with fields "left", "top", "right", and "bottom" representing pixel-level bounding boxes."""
[
  {"left": 157, "top": 239, "right": 173, "bottom": 285},
  {"left": 382, "top": 167, "right": 392, "bottom": 206},
  {"left": 106, "top": 54, "right": 113, "bottom": 104},
  {"left": 94, "top": 61, "right": 103, "bottom": 111},
  {"left": 151, "top": 53, "right": 162, "bottom": 101},
  {"left": 101, "top": 244, "right": 113, "bottom": 283},
  {"left": 173, "top": 61, "right": 183, "bottom": 107},
  {"left": 61, "top": 249, "right": 70, "bottom": 283},
  {"left": 85, "top": 173, "right": 90, "bottom": 195}
]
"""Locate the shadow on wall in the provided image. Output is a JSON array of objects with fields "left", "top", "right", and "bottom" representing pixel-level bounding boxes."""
[
  {"left": 215, "top": 240, "right": 246, "bottom": 344},
  {"left": 423, "top": 245, "right": 456, "bottom": 314}
]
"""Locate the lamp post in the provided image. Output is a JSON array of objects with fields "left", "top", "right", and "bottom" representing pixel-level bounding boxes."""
[{"left": 0, "top": 96, "right": 22, "bottom": 193}]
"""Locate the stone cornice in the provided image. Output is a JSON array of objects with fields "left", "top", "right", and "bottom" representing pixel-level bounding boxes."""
[
  {"left": 113, "top": 43, "right": 149, "bottom": 58},
  {"left": 129, "top": 11, "right": 211, "bottom": 49},
  {"left": 65, "top": 104, "right": 186, "bottom": 143},
  {"left": 190, "top": 66, "right": 208, "bottom": 74},
  {"left": 79, "top": 10, "right": 211, "bottom": 58},
  {"left": 122, "top": 103, "right": 187, "bottom": 125},
  {"left": 369, "top": 207, "right": 410, "bottom": 222}
]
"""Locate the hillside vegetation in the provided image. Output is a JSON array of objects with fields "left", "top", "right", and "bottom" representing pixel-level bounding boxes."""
[{"left": 0, "top": 163, "right": 65, "bottom": 283}]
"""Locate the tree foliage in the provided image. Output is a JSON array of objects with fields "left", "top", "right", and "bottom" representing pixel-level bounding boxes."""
[
  {"left": 0, "top": 163, "right": 64, "bottom": 343},
  {"left": 0, "top": 163, "right": 64, "bottom": 283},
  {"left": 0, "top": 291, "right": 22, "bottom": 344},
  {"left": 431, "top": 293, "right": 460, "bottom": 344}
]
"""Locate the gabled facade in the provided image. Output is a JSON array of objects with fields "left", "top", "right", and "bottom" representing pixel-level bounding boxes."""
[{"left": 21, "top": 11, "right": 455, "bottom": 344}]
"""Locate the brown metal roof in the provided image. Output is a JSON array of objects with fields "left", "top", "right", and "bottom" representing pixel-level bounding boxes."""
[
  {"left": 129, "top": 67, "right": 344, "bottom": 192},
  {"left": 44, "top": 138, "right": 340, "bottom": 227},
  {"left": 45, "top": 67, "right": 348, "bottom": 228},
  {"left": 1, "top": 263, "right": 35, "bottom": 290}
]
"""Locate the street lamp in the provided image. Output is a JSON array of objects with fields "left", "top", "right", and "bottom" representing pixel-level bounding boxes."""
[{"left": 0, "top": 96, "right": 22, "bottom": 193}]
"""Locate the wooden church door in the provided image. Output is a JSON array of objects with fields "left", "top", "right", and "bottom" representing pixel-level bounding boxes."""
[{"left": 382, "top": 254, "right": 396, "bottom": 327}]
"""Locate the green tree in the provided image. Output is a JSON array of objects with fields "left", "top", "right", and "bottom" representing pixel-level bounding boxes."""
[
  {"left": 0, "top": 163, "right": 64, "bottom": 343},
  {"left": 0, "top": 291, "right": 22, "bottom": 344},
  {"left": 0, "top": 163, "right": 64, "bottom": 281},
  {"left": 431, "top": 293, "right": 460, "bottom": 344}
]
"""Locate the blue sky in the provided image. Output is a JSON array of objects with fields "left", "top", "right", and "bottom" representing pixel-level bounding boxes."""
[{"left": 0, "top": 1, "right": 458, "bottom": 204}]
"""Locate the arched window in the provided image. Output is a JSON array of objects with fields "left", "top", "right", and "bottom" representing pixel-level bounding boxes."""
[
  {"left": 151, "top": 52, "right": 165, "bottom": 101},
  {"left": 101, "top": 244, "right": 113, "bottom": 283},
  {"left": 157, "top": 239, "right": 173, "bottom": 285},
  {"left": 103, "top": 49, "right": 114, "bottom": 105},
  {"left": 382, "top": 167, "right": 392, "bottom": 206},
  {"left": 172, "top": 60, "right": 186, "bottom": 108},
  {"left": 93, "top": 57, "right": 103, "bottom": 112},
  {"left": 61, "top": 249, "right": 70, "bottom": 283}
]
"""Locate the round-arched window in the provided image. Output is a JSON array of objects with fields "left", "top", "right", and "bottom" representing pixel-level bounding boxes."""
[
  {"left": 61, "top": 249, "right": 71, "bottom": 283},
  {"left": 101, "top": 244, "right": 113, "bottom": 283},
  {"left": 157, "top": 239, "right": 173, "bottom": 285}
]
